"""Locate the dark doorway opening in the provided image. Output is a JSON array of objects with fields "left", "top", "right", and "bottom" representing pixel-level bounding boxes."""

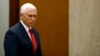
[{"left": 9, "top": 0, "right": 19, "bottom": 27}]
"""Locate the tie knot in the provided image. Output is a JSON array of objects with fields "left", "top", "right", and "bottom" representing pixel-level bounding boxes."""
[{"left": 29, "top": 28, "right": 33, "bottom": 32}]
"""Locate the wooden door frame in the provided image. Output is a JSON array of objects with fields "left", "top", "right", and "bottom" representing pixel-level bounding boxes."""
[{"left": 9, "top": 0, "right": 19, "bottom": 27}]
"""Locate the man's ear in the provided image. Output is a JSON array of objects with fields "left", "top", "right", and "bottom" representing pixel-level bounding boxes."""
[
  {"left": 20, "top": 13, "right": 23, "bottom": 16},
  {"left": 20, "top": 13, "right": 24, "bottom": 19}
]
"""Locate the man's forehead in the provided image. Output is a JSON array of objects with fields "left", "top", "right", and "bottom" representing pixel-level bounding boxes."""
[
  {"left": 26, "top": 9, "right": 37, "bottom": 13},
  {"left": 24, "top": 10, "right": 37, "bottom": 15}
]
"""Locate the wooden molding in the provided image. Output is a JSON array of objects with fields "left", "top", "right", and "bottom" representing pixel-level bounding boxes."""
[{"left": 9, "top": 0, "right": 19, "bottom": 27}]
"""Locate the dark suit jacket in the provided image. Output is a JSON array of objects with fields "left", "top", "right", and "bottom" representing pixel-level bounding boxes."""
[{"left": 4, "top": 22, "right": 42, "bottom": 56}]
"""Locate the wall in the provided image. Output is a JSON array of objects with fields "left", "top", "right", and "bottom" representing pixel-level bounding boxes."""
[
  {"left": 69, "top": 0, "right": 100, "bottom": 56},
  {"left": 0, "top": 0, "right": 9, "bottom": 56},
  {"left": 19, "top": 0, "right": 68, "bottom": 56}
]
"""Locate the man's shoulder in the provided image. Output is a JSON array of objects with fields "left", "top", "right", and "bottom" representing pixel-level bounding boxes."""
[
  {"left": 32, "top": 28, "right": 38, "bottom": 32},
  {"left": 8, "top": 22, "right": 22, "bottom": 32},
  {"left": 32, "top": 28, "right": 39, "bottom": 35}
]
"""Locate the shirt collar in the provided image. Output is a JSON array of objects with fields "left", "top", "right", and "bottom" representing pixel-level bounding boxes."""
[{"left": 20, "top": 20, "right": 29, "bottom": 33}]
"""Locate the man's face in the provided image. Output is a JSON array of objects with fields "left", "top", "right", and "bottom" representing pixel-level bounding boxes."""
[{"left": 21, "top": 9, "right": 37, "bottom": 28}]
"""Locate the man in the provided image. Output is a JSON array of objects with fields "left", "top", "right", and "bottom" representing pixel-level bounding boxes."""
[{"left": 4, "top": 3, "right": 42, "bottom": 56}]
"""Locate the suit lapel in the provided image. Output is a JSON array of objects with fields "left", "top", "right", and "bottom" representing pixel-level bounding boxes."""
[
  {"left": 17, "top": 22, "right": 40, "bottom": 49},
  {"left": 17, "top": 22, "right": 33, "bottom": 48}
]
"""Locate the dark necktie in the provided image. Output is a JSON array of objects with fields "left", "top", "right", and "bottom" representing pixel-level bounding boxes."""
[{"left": 29, "top": 29, "right": 37, "bottom": 54}]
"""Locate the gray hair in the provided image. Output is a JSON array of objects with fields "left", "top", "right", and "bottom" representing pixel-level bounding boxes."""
[{"left": 20, "top": 3, "right": 37, "bottom": 13}]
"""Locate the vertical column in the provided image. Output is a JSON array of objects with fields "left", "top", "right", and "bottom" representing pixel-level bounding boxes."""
[
  {"left": 0, "top": 0, "right": 9, "bottom": 56},
  {"left": 69, "top": 0, "right": 100, "bottom": 56}
]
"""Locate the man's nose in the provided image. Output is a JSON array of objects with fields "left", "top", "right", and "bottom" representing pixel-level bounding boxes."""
[{"left": 32, "top": 17, "right": 35, "bottom": 21}]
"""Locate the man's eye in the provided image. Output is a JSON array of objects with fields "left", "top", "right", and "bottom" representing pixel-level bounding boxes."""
[
  {"left": 34, "top": 15, "right": 37, "bottom": 17},
  {"left": 28, "top": 15, "right": 33, "bottom": 17}
]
